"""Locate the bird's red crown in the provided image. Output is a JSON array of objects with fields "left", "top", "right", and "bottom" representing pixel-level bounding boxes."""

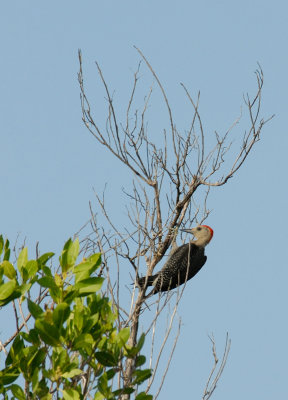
[{"left": 202, "top": 225, "right": 214, "bottom": 240}]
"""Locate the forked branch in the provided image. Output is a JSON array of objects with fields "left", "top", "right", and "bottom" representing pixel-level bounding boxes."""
[
  {"left": 203, "top": 334, "right": 231, "bottom": 400},
  {"left": 77, "top": 49, "right": 271, "bottom": 399}
]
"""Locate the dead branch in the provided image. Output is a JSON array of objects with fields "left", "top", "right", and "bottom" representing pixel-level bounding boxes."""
[
  {"left": 202, "top": 333, "right": 231, "bottom": 400},
  {"left": 77, "top": 49, "right": 271, "bottom": 398}
]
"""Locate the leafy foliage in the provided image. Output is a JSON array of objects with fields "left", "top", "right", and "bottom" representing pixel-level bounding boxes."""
[{"left": 0, "top": 236, "right": 152, "bottom": 399}]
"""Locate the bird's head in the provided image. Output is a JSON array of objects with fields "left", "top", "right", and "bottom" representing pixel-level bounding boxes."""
[{"left": 181, "top": 225, "right": 214, "bottom": 247}]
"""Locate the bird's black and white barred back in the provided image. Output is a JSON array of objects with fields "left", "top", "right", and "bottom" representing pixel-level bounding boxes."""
[{"left": 138, "top": 225, "right": 213, "bottom": 295}]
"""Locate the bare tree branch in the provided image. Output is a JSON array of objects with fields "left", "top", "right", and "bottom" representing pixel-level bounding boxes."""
[
  {"left": 76, "top": 49, "right": 272, "bottom": 398},
  {"left": 202, "top": 333, "right": 231, "bottom": 400}
]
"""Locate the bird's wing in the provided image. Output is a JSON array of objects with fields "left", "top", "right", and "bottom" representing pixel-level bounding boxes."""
[
  {"left": 182, "top": 243, "right": 207, "bottom": 279},
  {"left": 161, "top": 243, "right": 197, "bottom": 273},
  {"left": 169, "top": 243, "right": 206, "bottom": 276}
]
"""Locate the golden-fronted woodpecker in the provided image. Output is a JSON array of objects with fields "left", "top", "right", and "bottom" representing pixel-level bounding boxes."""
[{"left": 138, "top": 225, "right": 213, "bottom": 294}]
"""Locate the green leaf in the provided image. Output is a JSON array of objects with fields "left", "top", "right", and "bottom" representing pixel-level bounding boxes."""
[
  {"left": 41, "top": 265, "right": 53, "bottom": 277},
  {"left": 31, "top": 367, "right": 40, "bottom": 392},
  {"left": 28, "top": 348, "right": 47, "bottom": 371},
  {"left": 37, "top": 277, "right": 61, "bottom": 302},
  {"left": 125, "top": 332, "right": 146, "bottom": 357},
  {"left": 62, "top": 368, "right": 83, "bottom": 379},
  {"left": 135, "top": 355, "right": 146, "bottom": 367},
  {"left": 132, "top": 369, "right": 152, "bottom": 385},
  {"left": 88, "top": 252, "right": 101, "bottom": 267},
  {"left": 6, "top": 336, "right": 24, "bottom": 365},
  {"left": 54, "top": 273, "right": 63, "bottom": 287},
  {"left": 73, "top": 333, "right": 93, "bottom": 353},
  {"left": 37, "top": 252, "right": 54, "bottom": 266},
  {"left": 98, "top": 373, "right": 109, "bottom": 396},
  {"left": 0, "top": 366, "right": 20, "bottom": 384},
  {"left": 17, "top": 247, "right": 28, "bottom": 273},
  {"left": 136, "top": 333, "right": 145, "bottom": 352},
  {"left": 15, "top": 283, "right": 31, "bottom": 297},
  {"left": 4, "top": 238, "right": 10, "bottom": 261},
  {"left": 20, "top": 329, "right": 40, "bottom": 346},
  {"left": 74, "top": 253, "right": 101, "bottom": 274},
  {"left": 74, "top": 253, "right": 101, "bottom": 282},
  {"left": 52, "top": 303, "right": 70, "bottom": 326},
  {"left": 63, "top": 288, "right": 78, "bottom": 304},
  {"left": 135, "top": 392, "right": 153, "bottom": 400},
  {"left": 51, "top": 347, "right": 67, "bottom": 370},
  {"left": 94, "top": 392, "right": 105, "bottom": 400},
  {"left": 0, "top": 280, "right": 16, "bottom": 300},
  {"left": 0, "top": 281, "right": 30, "bottom": 306},
  {"left": 10, "top": 384, "right": 25, "bottom": 400},
  {"left": 59, "top": 238, "right": 72, "bottom": 268},
  {"left": 75, "top": 277, "right": 104, "bottom": 295},
  {"left": 95, "top": 351, "right": 117, "bottom": 367},
  {"left": 106, "top": 369, "right": 117, "bottom": 380},
  {"left": 82, "top": 313, "right": 99, "bottom": 332},
  {"left": 0, "top": 235, "right": 4, "bottom": 256},
  {"left": 27, "top": 299, "right": 43, "bottom": 319},
  {"left": 73, "top": 307, "right": 84, "bottom": 331},
  {"left": 2, "top": 261, "right": 16, "bottom": 279},
  {"left": 67, "top": 238, "right": 79, "bottom": 266},
  {"left": 113, "top": 387, "right": 135, "bottom": 396},
  {"left": 34, "top": 379, "right": 50, "bottom": 399},
  {"left": 62, "top": 388, "right": 80, "bottom": 400},
  {"left": 117, "top": 327, "right": 130, "bottom": 346},
  {"left": 23, "top": 260, "right": 38, "bottom": 280},
  {"left": 34, "top": 320, "right": 60, "bottom": 346},
  {"left": 60, "top": 238, "right": 79, "bottom": 273},
  {"left": 37, "top": 276, "right": 57, "bottom": 289}
]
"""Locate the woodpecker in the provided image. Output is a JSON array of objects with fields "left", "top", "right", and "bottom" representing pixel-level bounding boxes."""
[{"left": 138, "top": 225, "right": 213, "bottom": 295}]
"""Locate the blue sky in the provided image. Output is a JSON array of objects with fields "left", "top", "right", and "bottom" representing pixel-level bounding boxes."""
[{"left": 1, "top": 1, "right": 287, "bottom": 399}]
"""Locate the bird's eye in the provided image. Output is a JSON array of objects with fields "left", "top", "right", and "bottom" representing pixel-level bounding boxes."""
[{"left": 197, "top": 227, "right": 202, "bottom": 231}]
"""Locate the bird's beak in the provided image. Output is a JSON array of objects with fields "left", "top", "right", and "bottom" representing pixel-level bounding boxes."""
[{"left": 180, "top": 228, "right": 194, "bottom": 235}]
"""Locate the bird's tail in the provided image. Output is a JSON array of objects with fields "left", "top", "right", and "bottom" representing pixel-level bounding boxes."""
[{"left": 137, "top": 274, "right": 157, "bottom": 288}]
